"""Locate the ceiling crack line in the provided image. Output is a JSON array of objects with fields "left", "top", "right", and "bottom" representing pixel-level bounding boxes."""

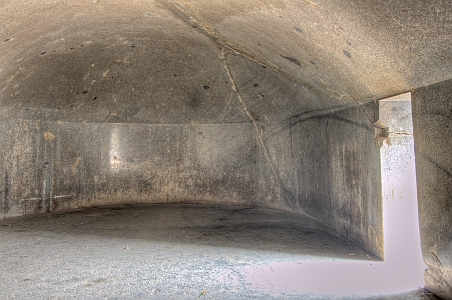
[{"left": 220, "top": 48, "right": 297, "bottom": 210}]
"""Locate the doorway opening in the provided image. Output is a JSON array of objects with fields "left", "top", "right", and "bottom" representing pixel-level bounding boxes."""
[
  {"left": 0, "top": 93, "right": 429, "bottom": 298},
  {"left": 241, "top": 93, "right": 427, "bottom": 296},
  {"left": 379, "top": 92, "right": 426, "bottom": 289}
]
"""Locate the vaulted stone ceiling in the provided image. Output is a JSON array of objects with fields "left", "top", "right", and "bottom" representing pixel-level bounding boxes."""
[
  {"left": 1, "top": 0, "right": 451, "bottom": 124},
  {"left": 1, "top": 3, "right": 452, "bottom": 297}
]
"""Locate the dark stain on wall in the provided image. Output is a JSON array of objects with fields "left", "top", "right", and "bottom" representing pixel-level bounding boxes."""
[{"left": 280, "top": 55, "right": 301, "bottom": 66}]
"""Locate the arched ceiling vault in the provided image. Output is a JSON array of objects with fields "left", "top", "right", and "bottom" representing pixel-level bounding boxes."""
[{"left": 1, "top": 0, "right": 451, "bottom": 124}]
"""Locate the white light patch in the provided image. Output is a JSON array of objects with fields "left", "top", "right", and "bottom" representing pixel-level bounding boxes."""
[
  {"left": 242, "top": 93, "right": 426, "bottom": 297},
  {"left": 110, "top": 125, "right": 124, "bottom": 170}
]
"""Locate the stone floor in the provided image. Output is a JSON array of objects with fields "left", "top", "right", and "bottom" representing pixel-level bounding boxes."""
[{"left": 0, "top": 203, "right": 439, "bottom": 299}]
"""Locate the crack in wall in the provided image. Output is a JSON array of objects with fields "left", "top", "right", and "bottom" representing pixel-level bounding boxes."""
[
  {"left": 219, "top": 48, "right": 296, "bottom": 209},
  {"left": 429, "top": 250, "right": 444, "bottom": 268},
  {"left": 388, "top": 131, "right": 413, "bottom": 135},
  {"left": 158, "top": 1, "right": 325, "bottom": 99},
  {"left": 348, "top": 95, "right": 389, "bottom": 133},
  {"left": 157, "top": 0, "right": 388, "bottom": 141},
  {"left": 153, "top": 0, "right": 390, "bottom": 211},
  {"left": 423, "top": 154, "right": 452, "bottom": 180}
]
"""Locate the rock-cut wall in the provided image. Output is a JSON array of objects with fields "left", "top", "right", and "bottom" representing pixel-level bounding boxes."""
[
  {"left": 412, "top": 79, "right": 452, "bottom": 300},
  {"left": 0, "top": 120, "right": 257, "bottom": 218}
]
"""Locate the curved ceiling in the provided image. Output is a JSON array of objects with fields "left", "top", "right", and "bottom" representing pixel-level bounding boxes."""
[{"left": 1, "top": 0, "right": 451, "bottom": 124}]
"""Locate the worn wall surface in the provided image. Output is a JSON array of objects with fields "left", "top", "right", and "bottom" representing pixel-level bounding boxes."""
[
  {"left": 412, "top": 79, "right": 452, "bottom": 300},
  {"left": 1, "top": 0, "right": 451, "bottom": 281},
  {"left": 257, "top": 102, "right": 384, "bottom": 258},
  {"left": 0, "top": 120, "right": 258, "bottom": 218},
  {"left": 0, "top": 110, "right": 383, "bottom": 259},
  {"left": 3, "top": 0, "right": 451, "bottom": 113}
]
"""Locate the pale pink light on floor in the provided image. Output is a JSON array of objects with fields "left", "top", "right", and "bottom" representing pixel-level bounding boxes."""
[
  {"left": 243, "top": 94, "right": 426, "bottom": 296},
  {"left": 244, "top": 259, "right": 424, "bottom": 296}
]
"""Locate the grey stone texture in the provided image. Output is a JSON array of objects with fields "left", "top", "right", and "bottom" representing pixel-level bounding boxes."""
[
  {"left": 0, "top": 100, "right": 384, "bottom": 259},
  {"left": 0, "top": 120, "right": 258, "bottom": 217},
  {"left": 0, "top": 204, "right": 440, "bottom": 300},
  {"left": 412, "top": 79, "right": 452, "bottom": 300},
  {"left": 0, "top": 0, "right": 451, "bottom": 298},
  {"left": 259, "top": 102, "right": 383, "bottom": 258}
]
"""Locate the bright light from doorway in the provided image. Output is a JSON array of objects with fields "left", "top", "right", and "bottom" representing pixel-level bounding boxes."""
[{"left": 242, "top": 93, "right": 426, "bottom": 297}]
